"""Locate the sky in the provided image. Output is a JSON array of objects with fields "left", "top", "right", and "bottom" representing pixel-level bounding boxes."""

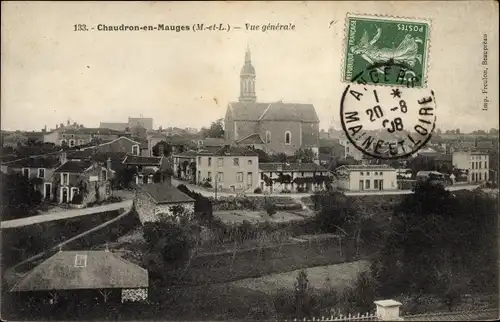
[{"left": 1, "top": 1, "right": 498, "bottom": 133}]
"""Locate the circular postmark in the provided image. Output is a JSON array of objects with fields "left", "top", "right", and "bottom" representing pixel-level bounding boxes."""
[{"left": 340, "top": 60, "right": 437, "bottom": 160}]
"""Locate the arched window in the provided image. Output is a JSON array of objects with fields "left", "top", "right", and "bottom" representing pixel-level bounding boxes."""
[
  {"left": 285, "top": 131, "right": 291, "bottom": 145},
  {"left": 265, "top": 131, "right": 271, "bottom": 144}
]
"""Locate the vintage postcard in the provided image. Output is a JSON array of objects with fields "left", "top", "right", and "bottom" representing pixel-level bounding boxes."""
[{"left": 1, "top": 1, "right": 498, "bottom": 321}]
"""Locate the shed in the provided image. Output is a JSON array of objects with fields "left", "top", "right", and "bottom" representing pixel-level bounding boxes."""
[{"left": 10, "top": 250, "right": 149, "bottom": 303}]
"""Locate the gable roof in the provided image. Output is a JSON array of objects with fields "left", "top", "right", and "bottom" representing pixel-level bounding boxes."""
[
  {"left": 10, "top": 250, "right": 148, "bottom": 292},
  {"left": 142, "top": 183, "right": 195, "bottom": 204},
  {"left": 1, "top": 156, "right": 60, "bottom": 169},
  {"left": 202, "top": 137, "right": 226, "bottom": 147},
  {"left": 335, "top": 164, "right": 396, "bottom": 172},
  {"left": 236, "top": 133, "right": 265, "bottom": 145},
  {"left": 54, "top": 160, "right": 93, "bottom": 173},
  {"left": 228, "top": 101, "right": 319, "bottom": 123},
  {"left": 259, "top": 162, "right": 328, "bottom": 172},
  {"left": 60, "top": 127, "right": 126, "bottom": 136},
  {"left": 123, "top": 155, "right": 162, "bottom": 166}
]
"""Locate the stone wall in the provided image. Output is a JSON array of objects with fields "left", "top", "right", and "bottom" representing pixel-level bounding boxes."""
[{"left": 135, "top": 190, "right": 195, "bottom": 224}]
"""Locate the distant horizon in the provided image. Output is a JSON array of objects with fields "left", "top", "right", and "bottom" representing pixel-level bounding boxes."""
[{"left": 2, "top": 2, "right": 498, "bottom": 133}]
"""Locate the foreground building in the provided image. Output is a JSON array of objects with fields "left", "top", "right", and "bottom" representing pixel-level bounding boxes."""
[
  {"left": 10, "top": 250, "right": 149, "bottom": 304},
  {"left": 334, "top": 165, "right": 398, "bottom": 191}
]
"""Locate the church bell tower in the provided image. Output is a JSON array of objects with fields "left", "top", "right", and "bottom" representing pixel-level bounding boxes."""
[{"left": 239, "top": 46, "right": 257, "bottom": 103}]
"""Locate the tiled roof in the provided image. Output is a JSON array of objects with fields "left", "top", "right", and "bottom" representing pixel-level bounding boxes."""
[
  {"left": 336, "top": 164, "right": 396, "bottom": 171},
  {"left": 123, "top": 155, "right": 162, "bottom": 166},
  {"left": 54, "top": 160, "right": 93, "bottom": 173},
  {"left": 99, "top": 122, "right": 128, "bottom": 132},
  {"left": 61, "top": 127, "right": 126, "bottom": 135},
  {"left": 142, "top": 183, "right": 195, "bottom": 204},
  {"left": 259, "top": 162, "right": 328, "bottom": 172},
  {"left": 10, "top": 250, "right": 148, "bottom": 292},
  {"left": 2, "top": 156, "right": 60, "bottom": 169},
  {"left": 236, "top": 133, "right": 265, "bottom": 145},
  {"left": 66, "top": 150, "right": 95, "bottom": 160},
  {"left": 174, "top": 146, "right": 258, "bottom": 157},
  {"left": 228, "top": 101, "right": 319, "bottom": 123}
]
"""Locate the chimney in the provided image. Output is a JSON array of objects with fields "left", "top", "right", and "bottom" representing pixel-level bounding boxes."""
[
  {"left": 60, "top": 152, "right": 68, "bottom": 165},
  {"left": 106, "top": 157, "right": 112, "bottom": 170}
]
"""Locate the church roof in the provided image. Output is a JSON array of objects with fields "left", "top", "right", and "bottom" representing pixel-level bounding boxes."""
[{"left": 228, "top": 101, "right": 319, "bottom": 123}]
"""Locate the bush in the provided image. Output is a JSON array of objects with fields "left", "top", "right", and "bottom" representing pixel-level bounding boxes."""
[
  {"left": 202, "top": 181, "right": 212, "bottom": 188},
  {"left": 264, "top": 200, "right": 277, "bottom": 217},
  {"left": 254, "top": 187, "right": 262, "bottom": 194}
]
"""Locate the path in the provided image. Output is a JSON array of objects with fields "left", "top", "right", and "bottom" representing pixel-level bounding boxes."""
[{"left": 0, "top": 200, "right": 133, "bottom": 229}]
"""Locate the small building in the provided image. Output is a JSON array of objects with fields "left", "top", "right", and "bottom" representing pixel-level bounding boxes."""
[
  {"left": 134, "top": 179, "right": 195, "bottom": 224},
  {"left": 53, "top": 153, "right": 113, "bottom": 204},
  {"left": 10, "top": 250, "right": 149, "bottom": 304},
  {"left": 452, "top": 150, "right": 489, "bottom": 183},
  {"left": 44, "top": 126, "right": 126, "bottom": 147},
  {"left": 122, "top": 155, "right": 170, "bottom": 185},
  {"left": 100, "top": 117, "right": 154, "bottom": 132},
  {"left": 234, "top": 133, "right": 267, "bottom": 152},
  {"left": 0, "top": 155, "right": 61, "bottom": 201},
  {"left": 258, "top": 162, "right": 332, "bottom": 193},
  {"left": 335, "top": 165, "right": 398, "bottom": 192}
]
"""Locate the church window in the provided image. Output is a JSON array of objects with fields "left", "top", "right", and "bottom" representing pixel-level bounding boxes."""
[
  {"left": 285, "top": 131, "right": 291, "bottom": 145},
  {"left": 265, "top": 131, "right": 271, "bottom": 144}
]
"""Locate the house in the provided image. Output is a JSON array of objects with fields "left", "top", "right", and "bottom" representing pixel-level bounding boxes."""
[
  {"left": 81, "top": 137, "right": 149, "bottom": 157},
  {"left": 134, "top": 179, "right": 195, "bottom": 224},
  {"left": 0, "top": 155, "right": 61, "bottom": 201},
  {"left": 224, "top": 47, "right": 320, "bottom": 156},
  {"left": 234, "top": 133, "right": 267, "bottom": 152},
  {"left": 258, "top": 162, "right": 332, "bottom": 193},
  {"left": 147, "top": 133, "right": 198, "bottom": 156},
  {"left": 318, "top": 139, "right": 346, "bottom": 166},
  {"left": 339, "top": 136, "right": 365, "bottom": 161},
  {"left": 335, "top": 165, "right": 398, "bottom": 191},
  {"left": 53, "top": 153, "right": 113, "bottom": 204},
  {"left": 100, "top": 117, "right": 154, "bottom": 132},
  {"left": 44, "top": 126, "right": 126, "bottom": 147},
  {"left": 173, "top": 145, "right": 260, "bottom": 193},
  {"left": 122, "top": 155, "right": 171, "bottom": 185},
  {"left": 452, "top": 150, "right": 489, "bottom": 183},
  {"left": 10, "top": 250, "right": 149, "bottom": 304}
]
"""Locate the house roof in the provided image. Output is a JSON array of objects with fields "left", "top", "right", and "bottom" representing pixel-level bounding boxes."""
[
  {"left": 259, "top": 162, "right": 328, "bottom": 172},
  {"left": 202, "top": 137, "right": 226, "bottom": 147},
  {"left": 336, "top": 164, "right": 396, "bottom": 172},
  {"left": 236, "top": 133, "right": 265, "bottom": 145},
  {"left": 99, "top": 122, "right": 129, "bottom": 132},
  {"left": 54, "top": 160, "right": 93, "bottom": 173},
  {"left": 142, "top": 183, "right": 195, "bottom": 204},
  {"left": 1, "top": 156, "right": 60, "bottom": 169},
  {"left": 227, "top": 101, "right": 319, "bottom": 123},
  {"left": 173, "top": 146, "right": 258, "bottom": 157},
  {"left": 60, "top": 127, "right": 126, "bottom": 136},
  {"left": 123, "top": 155, "right": 162, "bottom": 166},
  {"left": 10, "top": 250, "right": 148, "bottom": 292}
]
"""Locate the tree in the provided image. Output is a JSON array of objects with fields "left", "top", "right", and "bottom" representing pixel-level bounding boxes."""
[
  {"left": 201, "top": 118, "right": 224, "bottom": 138},
  {"left": 114, "top": 167, "right": 137, "bottom": 189},
  {"left": 0, "top": 173, "right": 42, "bottom": 221},
  {"left": 370, "top": 181, "right": 497, "bottom": 310},
  {"left": 152, "top": 141, "right": 173, "bottom": 157},
  {"left": 264, "top": 199, "right": 277, "bottom": 216},
  {"left": 294, "top": 270, "right": 312, "bottom": 318},
  {"left": 293, "top": 148, "right": 315, "bottom": 163}
]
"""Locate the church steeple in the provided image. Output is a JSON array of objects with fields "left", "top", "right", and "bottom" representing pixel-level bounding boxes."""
[{"left": 239, "top": 46, "right": 257, "bottom": 103}]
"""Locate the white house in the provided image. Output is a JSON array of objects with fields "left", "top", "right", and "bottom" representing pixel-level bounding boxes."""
[
  {"left": 258, "top": 162, "right": 332, "bottom": 193},
  {"left": 335, "top": 165, "right": 398, "bottom": 191},
  {"left": 452, "top": 150, "right": 489, "bottom": 183}
]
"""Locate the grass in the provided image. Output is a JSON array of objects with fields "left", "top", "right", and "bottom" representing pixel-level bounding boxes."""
[
  {"left": 214, "top": 210, "right": 310, "bottom": 224},
  {"left": 229, "top": 260, "right": 370, "bottom": 294}
]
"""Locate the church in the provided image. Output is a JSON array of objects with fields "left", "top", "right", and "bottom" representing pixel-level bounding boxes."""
[{"left": 224, "top": 47, "right": 320, "bottom": 156}]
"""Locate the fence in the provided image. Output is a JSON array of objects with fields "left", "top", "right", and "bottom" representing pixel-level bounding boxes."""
[{"left": 286, "top": 299, "right": 498, "bottom": 321}]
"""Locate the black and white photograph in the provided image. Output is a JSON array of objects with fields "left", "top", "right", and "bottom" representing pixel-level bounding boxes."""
[{"left": 1, "top": 1, "right": 499, "bottom": 321}]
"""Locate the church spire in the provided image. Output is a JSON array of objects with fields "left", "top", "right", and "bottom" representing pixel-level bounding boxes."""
[{"left": 239, "top": 46, "right": 257, "bottom": 103}]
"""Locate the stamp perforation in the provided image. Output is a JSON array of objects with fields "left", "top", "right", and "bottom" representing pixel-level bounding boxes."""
[{"left": 340, "top": 12, "right": 432, "bottom": 89}]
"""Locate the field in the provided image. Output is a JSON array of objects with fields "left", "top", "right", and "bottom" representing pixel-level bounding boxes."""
[
  {"left": 230, "top": 260, "right": 370, "bottom": 294},
  {"left": 214, "top": 209, "right": 312, "bottom": 224}
]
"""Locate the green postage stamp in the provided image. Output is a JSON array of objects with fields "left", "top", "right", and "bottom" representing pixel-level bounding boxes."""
[{"left": 343, "top": 13, "right": 430, "bottom": 88}]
